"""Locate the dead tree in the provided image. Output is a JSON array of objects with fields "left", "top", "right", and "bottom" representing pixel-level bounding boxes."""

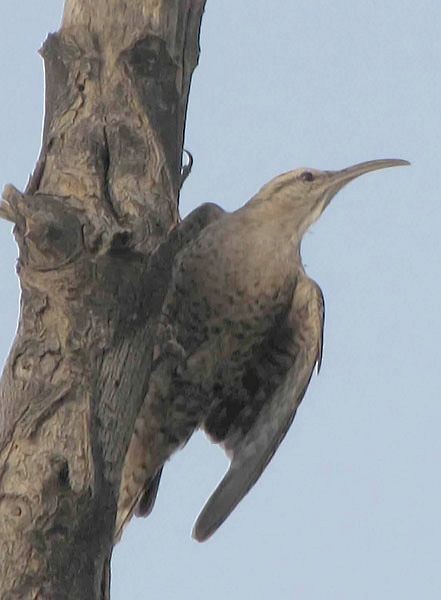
[{"left": 0, "top": 1, "right": 210, "bottom": 597}]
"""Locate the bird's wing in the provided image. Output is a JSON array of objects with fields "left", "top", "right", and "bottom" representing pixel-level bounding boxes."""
[{"left": 193, "top": 276, "right": 324, "bottom": 542}]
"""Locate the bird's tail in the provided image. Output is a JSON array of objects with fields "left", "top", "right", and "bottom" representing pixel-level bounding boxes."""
[
  {"left": 192, "top": 340, "right": 319, "bottom": 543},
  {"left": 192, "top": 366, "right": 305, "bottom": 542}
]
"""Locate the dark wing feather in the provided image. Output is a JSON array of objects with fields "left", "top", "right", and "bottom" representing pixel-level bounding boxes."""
[
  {"left": 193, "top": 277, "right": 324, "bottom": 542},
  {"left": 135, "top": 467, "right": 163, "bottom": 518}
]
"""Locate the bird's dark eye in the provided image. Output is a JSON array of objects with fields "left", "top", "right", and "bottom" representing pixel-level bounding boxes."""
[{"left": 300, "top": 171, "right": 314, "bottom": 182}]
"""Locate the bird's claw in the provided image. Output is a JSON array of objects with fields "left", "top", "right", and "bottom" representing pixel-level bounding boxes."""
[{"left": 180, "top": 149, "right": 194, "bottom": 189}]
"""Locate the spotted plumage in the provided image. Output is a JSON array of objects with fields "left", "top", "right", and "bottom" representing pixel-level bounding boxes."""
[{"left": 115, "top": 158, "right": 409, "bottom": 542}]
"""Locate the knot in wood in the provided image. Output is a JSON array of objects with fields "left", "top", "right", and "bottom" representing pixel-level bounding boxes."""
[{"left": 7, "top": 191, "right": 84, "bottom": 272}]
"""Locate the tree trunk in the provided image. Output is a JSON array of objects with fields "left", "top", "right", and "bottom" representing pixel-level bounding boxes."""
[{"left": 0, "top": 1, "right": 207, "bottom": 597}]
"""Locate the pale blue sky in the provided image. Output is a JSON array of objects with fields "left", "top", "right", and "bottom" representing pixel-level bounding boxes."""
[{"left": 1, "top": 2, "right": 440, "bottom": 599}]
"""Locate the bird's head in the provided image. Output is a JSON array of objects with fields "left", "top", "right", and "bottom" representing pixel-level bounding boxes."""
[{"left": 250, "top": 159, "right": 410, "bottom": 237}]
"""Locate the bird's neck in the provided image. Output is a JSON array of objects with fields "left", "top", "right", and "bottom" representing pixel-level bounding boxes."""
[{"left": 240, "top": 194, "right": 315, "bottom": 243}]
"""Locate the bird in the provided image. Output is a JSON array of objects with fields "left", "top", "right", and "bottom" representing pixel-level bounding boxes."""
[{"left": 115, "top": 158, "right": 409, "bottom": 543}]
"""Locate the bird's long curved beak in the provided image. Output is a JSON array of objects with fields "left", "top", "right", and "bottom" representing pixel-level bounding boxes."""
[{"left": 327, "top": 158, "right": 410, "bottom": 196}]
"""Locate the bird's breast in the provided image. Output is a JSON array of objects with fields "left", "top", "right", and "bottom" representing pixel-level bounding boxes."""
[
  {"left": 166, "top": 217, "right": 298, "bottom": 354},
  {"left": 186, "top": 218, "right": 297, "bottom": 298}
]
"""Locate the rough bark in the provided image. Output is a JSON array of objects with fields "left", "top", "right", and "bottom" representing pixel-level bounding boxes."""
[{"left": 0, "top": 1, "right": 207, "bottom": 597}]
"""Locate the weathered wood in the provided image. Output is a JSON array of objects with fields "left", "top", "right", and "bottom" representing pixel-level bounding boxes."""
[{"left": 0, "top": 1, "right": 206, "bottom": 597}]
